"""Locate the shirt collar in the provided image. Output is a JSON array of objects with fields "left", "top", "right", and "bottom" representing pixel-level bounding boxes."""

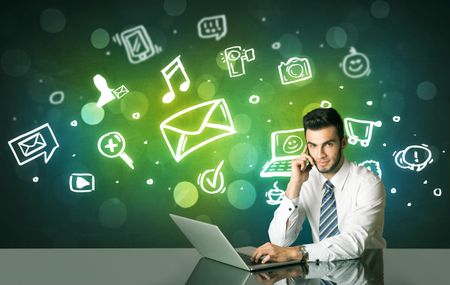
[{"left": 320, "top": 158, "right": 350, "bottom": 193}]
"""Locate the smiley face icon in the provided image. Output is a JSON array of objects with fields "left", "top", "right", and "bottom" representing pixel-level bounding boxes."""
[
  {"left": 341, "top": 47, "right": 371, "bottom": 79},
  {"left": 282, "top": 135, "right": 303, "bottom": 154}
]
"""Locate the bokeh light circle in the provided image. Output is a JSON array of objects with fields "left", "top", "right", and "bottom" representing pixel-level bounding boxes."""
[
  {"left": 227, "top": 180, "right": 257, "bottom": 210},
  {"left": 216, "top": 51, "right": 228, "bottom": 71},
  {"left": 371, "top": 0, "right": 390, "bottom": 19},
  {"left": 278, "top": 34, "right": 302, "bottom": 58},
  {"left": 326, "top": 26, "right": 348, "bottom": 49},
  {"left": 234, "top": 114, "right": 252, "bottom": 134},
  {"left": 197, "top": 80, "right": 216, "bottom": 100},
  {"left": 229, "top": 143, "right": 258, "bottom": 174},
  {"left": 302, "top": 102, "right": 321, "bottom": 118},
  {"left": 195, "top": 214, "right": 212, "bottom": 223},
  {"left": 1, "top": 48, "right": 31, "bottom": 77},
  {"left": 417, "top": 81, "right": 437, "bottom": 101},
  {"left": 91, "top": 28, "right": 110, "bottom": 49},
  {"left": 40, "top": 8, "right": 66, "bottom": 33},
  {"left": 173, "top": 181, "right": 198, "bottom": 208},
  {"left": 381, "top": 92, "right": 405, "bottom": 116},
  {"left": 120, "top": 92, "right": 149, "bottom": 120},
  {"left": 99, "top": 198, "right": 127, "bottom": 229},
  {"left": 81, "top": 102, "right": 105, "bottom": 125},
  {"left": 163, "top": 0, "right": 187, "bottom": 16}
]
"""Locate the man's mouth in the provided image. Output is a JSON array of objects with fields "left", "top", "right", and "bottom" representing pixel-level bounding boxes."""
[{"left": 316, "top": 160, "right": 329, "bottom": 167}]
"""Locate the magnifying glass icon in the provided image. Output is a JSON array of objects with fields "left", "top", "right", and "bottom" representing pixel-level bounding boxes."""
[{"left": 98, "top": 132, "right": 134, "bottom": 169}]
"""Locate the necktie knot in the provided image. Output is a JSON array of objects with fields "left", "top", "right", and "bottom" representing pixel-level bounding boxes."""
[{"left": 324, "top": 180, "right": 334, "bottom": 192}]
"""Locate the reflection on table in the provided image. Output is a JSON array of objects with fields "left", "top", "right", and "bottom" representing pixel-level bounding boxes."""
[{"left": 186, "top": 249, "right": 383, "bottom": 285}]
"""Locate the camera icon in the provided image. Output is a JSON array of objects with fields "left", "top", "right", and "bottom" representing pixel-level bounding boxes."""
[
  {"left": 223, "top": 46, "right": 255, "bottom": 78},
  {"left": 278, "top": 57, "right": 312, "bottom": 85}
]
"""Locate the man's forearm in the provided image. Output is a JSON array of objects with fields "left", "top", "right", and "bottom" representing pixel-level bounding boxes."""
[{"left": 285, "top": 179, "right": 302, "bottom": 200}]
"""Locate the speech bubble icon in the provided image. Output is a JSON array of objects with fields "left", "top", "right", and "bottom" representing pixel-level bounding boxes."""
[
  {"left": 394, "top": 145, "right": 433, "bottom": 172},
  {"left": 8, "top": 123, "right": 59, "bottom": 166},
  {"left": 197, "top": 14, "right": 227, "bottom": 41}
]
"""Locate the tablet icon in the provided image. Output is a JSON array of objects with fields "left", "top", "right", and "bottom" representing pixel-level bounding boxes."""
[
  {"left": 8, "top": 123, "right": 59, "bottom": 166},
  {"left": 98, "top": 132, "right": 134, "bottom": 169},
  {"left": 112, "top": 25, "right": 162, "bottom": 64}
]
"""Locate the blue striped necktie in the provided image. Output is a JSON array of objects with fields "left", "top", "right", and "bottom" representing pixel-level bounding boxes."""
[{"left": 319, "top": 180, "right": 339, "bottom": 241}]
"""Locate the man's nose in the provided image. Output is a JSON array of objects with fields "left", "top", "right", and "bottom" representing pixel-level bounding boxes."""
[{"left": 318, "top": 147, "right": 326, "bottom": 158}]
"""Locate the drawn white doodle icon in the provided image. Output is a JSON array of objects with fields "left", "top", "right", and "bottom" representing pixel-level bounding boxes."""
[
  {"left": 97, "top": 132, "right": 134, "bottom": 169},
  {"left": 266, "top": 181, "right": 284, "bottom": 205},
  {"left": 94, "top": 74, "right": 129, "bottom": 108},
  {"left": 344, "top": 118, "right": 382, "bottom": 147},
  {"left": 197, "top": 160, "right": 226, "bottom": 194},
  {"left": 393, "top": 144, "right": 433, "bottom": 172},
  {"left": 222, "top": 46, "right": 255, "bottom": 77},
  {"left": 197, "top": 15, "right": 227, "bottom": 41},
  {"left": 359, "top": 160, "right": 382, "bottom": 178},
  {"left": 340, "top": 47, "right": 371, "bottom": 78},
  {"left": 278, "top": 57, "right": 312, "bottom": 85},
  {"left": 260, "top": 128, "right": 305, "bottom": 177},
  {"left": 160, "top": 55, "right": 190, "bottom": 104},
  {"left": 160, "top": 99, "right": 237, "bottom": 162},
  {"left": 112, "top": 25, "right": 162, "bottom": 64},
  {"left": 70, "top": 173, "right": 95, "bottom": 193},
  {"left": 8, "top": 123, "right": 59, "bottom": 166}
]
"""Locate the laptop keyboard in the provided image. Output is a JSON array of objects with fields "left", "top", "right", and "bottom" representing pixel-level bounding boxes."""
[
  {"left": 267, "top": 160, "right": 291, "bottom": 172},
  {"left": 238, "top": 253, "right": 271, "bottom": 265}
]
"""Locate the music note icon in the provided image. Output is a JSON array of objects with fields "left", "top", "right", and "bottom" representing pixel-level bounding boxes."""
[{"left": 161, "top": 55, "right": 190, "bottom": 104}]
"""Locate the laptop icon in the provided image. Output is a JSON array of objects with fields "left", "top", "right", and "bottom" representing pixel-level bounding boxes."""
[
  {"left": 260, "top": 128, "right": 305, "bottom": 177},
  {"left": 170, "top": 214, "right": 302, "bottom": 271}
]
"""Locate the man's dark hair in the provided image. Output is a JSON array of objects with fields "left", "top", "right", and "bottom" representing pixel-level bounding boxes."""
[{"left": 303, "top": 107, "right": 344, "bottom": 141}]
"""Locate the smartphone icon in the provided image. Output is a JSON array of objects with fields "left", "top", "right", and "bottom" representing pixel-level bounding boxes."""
[{"left": 113, "top": 25, "right": 161, "bottom": 64}]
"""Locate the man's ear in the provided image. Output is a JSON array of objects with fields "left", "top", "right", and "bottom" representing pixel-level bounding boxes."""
[{"left": 341, "top": 136, "right": 348, "bottom": 149}]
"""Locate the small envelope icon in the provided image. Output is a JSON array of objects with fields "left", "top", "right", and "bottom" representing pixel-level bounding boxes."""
[
  {"left": 18, "top": 132, "right": 47, "bottom": 157},
  {"left": 160, "top": 99, "right": 237, "bottom": 162},
  {"left": 112, "top": 85, "right": 129, "bottom": 99}
]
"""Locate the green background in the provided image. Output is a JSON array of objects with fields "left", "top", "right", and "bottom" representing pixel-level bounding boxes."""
[{"left": 1, "top": 0, "right": 449, "bottom": 247}]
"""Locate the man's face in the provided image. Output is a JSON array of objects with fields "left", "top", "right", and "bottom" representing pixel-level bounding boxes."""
[{"left": 305, "top": 126, "right": 346, "bottom": 175}]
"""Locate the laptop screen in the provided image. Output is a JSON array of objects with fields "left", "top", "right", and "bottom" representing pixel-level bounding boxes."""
[{"left": 271, "top": 128, "right": 305, "bottom": 159}]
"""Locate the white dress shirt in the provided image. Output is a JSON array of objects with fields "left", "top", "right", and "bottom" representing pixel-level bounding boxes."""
[{"left": 268, "top": 158, "right": 386, "bottom": 262}]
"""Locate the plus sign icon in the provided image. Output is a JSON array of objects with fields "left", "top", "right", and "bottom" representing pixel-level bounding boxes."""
[{"left": 97, "top": 131, "right": 135, "bottom": 169}]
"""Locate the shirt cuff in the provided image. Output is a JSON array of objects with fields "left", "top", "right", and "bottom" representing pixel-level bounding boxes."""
[
  {"left": 304, "top": 242, "right": 331, "bottom": 262},
  {"left": 278, "top": 194, "right": 299, "bottom": 216}
]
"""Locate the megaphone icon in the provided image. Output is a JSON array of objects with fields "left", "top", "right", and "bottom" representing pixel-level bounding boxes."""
[{"left": 70, "top": 173, "right": 95, "bottom": 192}]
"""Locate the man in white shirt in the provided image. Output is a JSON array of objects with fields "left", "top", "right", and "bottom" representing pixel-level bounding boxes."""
[{"left": 251, "top": 107, "right": 386, "bottom": 263}]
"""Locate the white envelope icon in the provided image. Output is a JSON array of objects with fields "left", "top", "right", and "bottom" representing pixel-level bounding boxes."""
[
  {"left": 112, "top": 85, "right": 129, "bottom": 99},
  {"left": 160, "top": 99, "right": 237, "bottom": 162},
  {"left": 18, "top": 132, "right": 47, "bottom": 157}
]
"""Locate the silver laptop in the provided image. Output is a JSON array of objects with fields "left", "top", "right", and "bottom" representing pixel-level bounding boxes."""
[
  {"left": 170, "top": 213, "right": 302, "bottom": 271},
  {"left": 260, "top": 128, "right": 305, "bottom": 178}
]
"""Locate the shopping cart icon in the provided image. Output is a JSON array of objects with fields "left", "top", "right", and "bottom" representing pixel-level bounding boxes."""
[{"left": 344, "top": 118, "right": 382, "bottom": 147}]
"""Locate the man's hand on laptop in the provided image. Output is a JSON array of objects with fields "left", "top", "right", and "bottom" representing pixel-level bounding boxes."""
[{"left": 251, "top": 242, "right": 302, "bottom": 264}]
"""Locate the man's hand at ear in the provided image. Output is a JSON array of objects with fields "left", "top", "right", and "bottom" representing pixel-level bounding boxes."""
[{"left": 251, "top": 242, "right": 302, "bottom": 264}]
